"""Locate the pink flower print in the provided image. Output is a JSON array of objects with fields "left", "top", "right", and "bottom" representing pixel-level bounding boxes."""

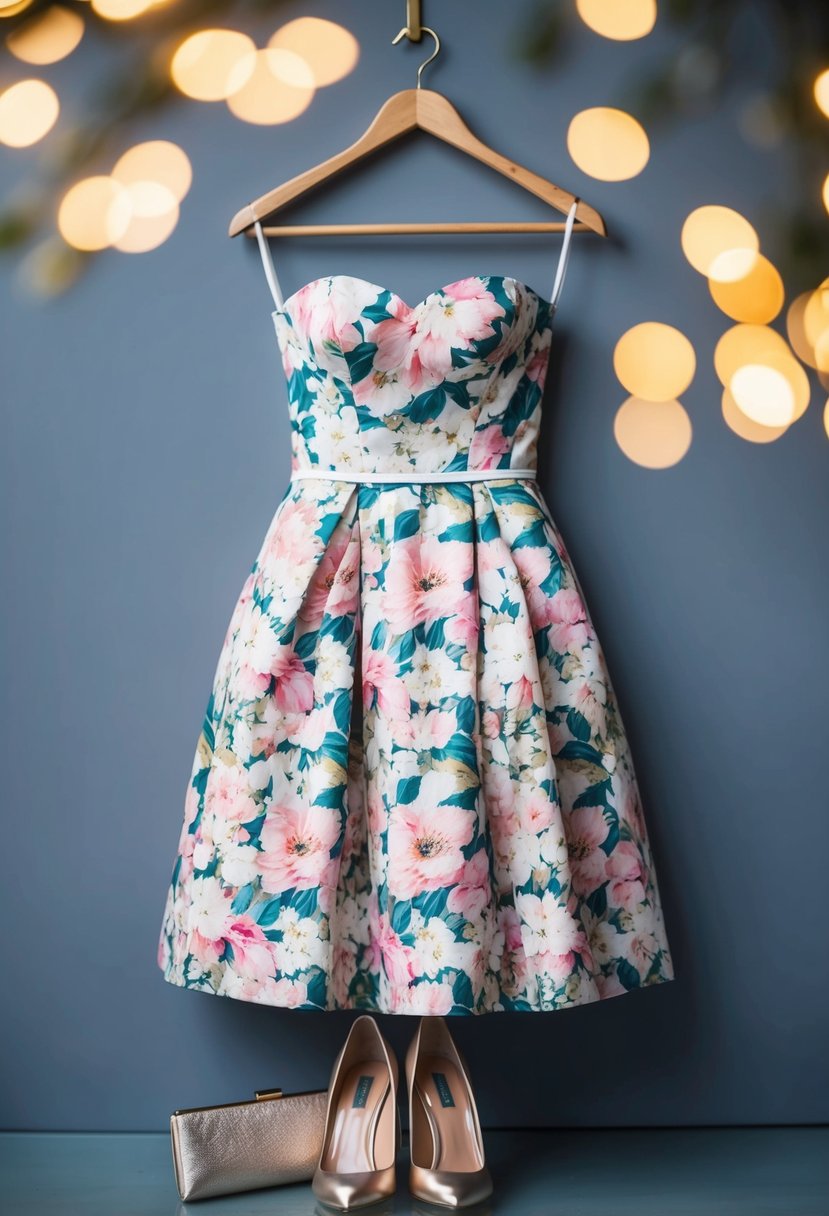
[
  {"left": 547, "top": 720, "right": 572, "bottom": 755},
  {"left": 482, "top": 763, "right": 515, "bottom": 819},
  {"left": 400, "top": 706, "right": 456, "bottom": 750},
  {"left": 290, "top": 277, "right": 373, "bottom": 349},
  {"left": 300, "top": 529, "right": 359, "bottom": 626},
  {"left": 506, "top": 673, "right": 535, "bottom": 714},
  {"left": 569, "top": 681, "right": 606, "bottom": 737},
  {"left": 468, "top": 424, "right": 511, "bottom": 470},
  {"left": 363, "top": 649, "right": 411, "bottom": 720},
  {"left": 183, "top": 780, "right": 200, "bottom": 829},
  {"left": 286, "top": 704, "right": 331, "bottom": 751},
  {"left": 477, "top": 535, "right": 511, "bottom": 575},
  {"left": 517, "top": 792, "right": 557, "bottom": 835},
  {"left": 525, "top": 342, "right": 550, "bottom": 386},
  {"left": 412, "top": 280, "right": 505, "bottom": 374},
  {"left": 445, "top": 607, "right": 478, "bottom": 650},
  {"left": 512, "top": 546, "right": 556, "bottom": 624},
  {"left": 595, "top": 972, "right": 629, "bottom": 998},
  {"left": 406, "top": 979, "right": 456, "bottom": 1015},
  {"left": 606, "top": 841, "right": 648, "bottom": 910},
  {"left": 546, "top": 587, "right": 591, "bottom": 652},
  {"left": 270, "top": 645, "right": 314, "bottom": 714},
  {"left": 368, "top": 303, "right": 429, "bottom": 396},
  {"left": 330, "top": 942, "right": 359, "bottom": 1007},
  {"left": 388, "top": 801, "right": 473, "bottom": 899},
  {"left": 224, "top": 917, "right": 271, "bottom": 976},
  {"left": 376, "top": 914, "right": 416, "bottom": 986},
  {"left": 382, "top": 537, "right": 468, "bottom": 633},
  {"left": 258, "top": 798, "right": 341, "bottom": 893},
  {"left": 263, "top": 496, "right": 320, "bottom": 565},
  {"left": 447, "top": 849, "right": 491, "bottom": 919},
  {"left": 482, "top": 709, "right": 501, "bottom": 739},
  {"left": 566, "top": 805, "right": 610, "bottom": 896},
  {"left": 268, "top": 977, "right": 309, "bottom": 1007},
  {"left": 498, "top": 904, "right": 525, "bottom": 956},
  {"left": 204, "top": 762, "right": 256, "bottom": 823}
]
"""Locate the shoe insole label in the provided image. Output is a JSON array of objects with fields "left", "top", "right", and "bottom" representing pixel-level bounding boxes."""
[
  {"left": 352, "top": 1075, "right": 375, "bottom": 1108},
  {"left": 432, "top": 1072, "right": 455, "bottom": 1108}
]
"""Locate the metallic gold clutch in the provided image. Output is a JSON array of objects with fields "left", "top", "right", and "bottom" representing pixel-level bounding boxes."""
[{"left": 170, "top": 1086, "right": 328, "bottom": 1202}]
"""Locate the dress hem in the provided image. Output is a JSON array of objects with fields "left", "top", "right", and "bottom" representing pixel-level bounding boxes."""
[{"left": 159, "top": 960, "right": 676, "bottom": 1017}]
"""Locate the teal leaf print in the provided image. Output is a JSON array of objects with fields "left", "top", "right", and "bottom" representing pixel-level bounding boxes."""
[{"left": 394, "top": 509, "right": 421, "bottom": 540}]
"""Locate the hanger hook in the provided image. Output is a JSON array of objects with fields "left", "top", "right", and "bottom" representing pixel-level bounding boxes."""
[{"left": 391, "top": 24, "right": 441, "bottom": 89}]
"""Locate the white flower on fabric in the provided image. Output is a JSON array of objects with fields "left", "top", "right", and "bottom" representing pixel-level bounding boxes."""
[
  {"left": 514, "top": 891, "right": 583, "bottom": 958},
  {"left": 404, "top": 643, "right": 469, "bottom": 704},
  {"left": 315, "top": 636, "right": 353, "bottom": 694},
  {"left": 313, "top": 402, "right": 361, "bottom": 467},
  {"left": 189, "top": 876, "right": 233, "bottom": 943},
  {"left": 273, "top": 906, "right": 326, "bottom": 973},
  {"left": 410, "top": 910, "right": 474, "bottom": 979},
  {"left": 219, "top": 844, "right": 261, "bottom": 888},
  {"left": 482, "top": 618, "right": 533, "bottom": 689},
  {"left": 246, "top": 758, "right": 272, "bottom": 791}
]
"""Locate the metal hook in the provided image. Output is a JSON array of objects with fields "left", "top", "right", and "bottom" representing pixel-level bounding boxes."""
[{"left": 391, "top": 23, "right": 441, "bottom": 89}]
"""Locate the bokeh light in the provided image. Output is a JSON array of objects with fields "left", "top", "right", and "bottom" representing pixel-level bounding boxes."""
[
  {"left": 803, "top": 277, "right": 829, "bottom": 353},
  {"left": 614, "top": 397, "right": 692, "bottom": 468},
  {"left": 576, "top": 0, "right": 656, "bottom": 41},
  {"left": 114, "top": 183, "right": 179, "bottom": 253},
  {"left": 225, "top": 48, "right": 314, "bottom": 125},
  {"left": 681, "top": 205, "right": 759, "bottom": 280},
  {"left": 0, "top": 0, "right": 35, "bottom": 17},
  {"left": 112, "top": 140, "right": 192, "bottom": 203},
  {"left": 0, "top": 78, "right": 59, "bottom": 146},
  {"left": 248, "top": 46, "right": 315, "bottom": 91},
  {"left": 822, "top": 172, "right": 829, "bottom": 216},
  {"left": 58, "top": 176, "right": 133, "bottom": 251},
  {"left": 708, "top": 253, "right": 784, "bottom": 323},
  {"left": 90, "top": 0, "right": 155, "bottom": 20},
  {"left": 715, "top": 325, "right": 809, "bottom": 424},
  {"left": 566, "top": 106, "right": 649, "bottom": 181},
  {"left": 721, "top": 389, "right": 788, "bottom": 443},
  {"left": 268, "top": 17, "right": 359, "bottom": 86},
  {"left": 613, "top": 322, "right": 696, "bottom": 401},
  {"left": 814, "top": 69, "right": 829, "bottom": 119},
  {"left": 787, "top": 291, "right": 825, "bottom": 371},
  {"left": 6, "top": 4, "right": 84, "bottom": 64},
  {"left": 814, "top": 330, "right": 829, "bottom": 381},
  {"left": 729, "top": 363, "right": 796, "bottom": 427},
  {"left": 714, "top": 323, "right": 788, "bottom": 384},
  {"left": 824, "top": 398, "right": 829, "bottom": 440},
  {"left": 171, "top": 29, "right": 256, "bottom": 102}
]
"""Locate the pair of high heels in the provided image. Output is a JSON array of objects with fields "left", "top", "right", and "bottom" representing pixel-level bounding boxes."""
[{"left": 312, "top": 1014, "right": 493, "bottom": 1212}]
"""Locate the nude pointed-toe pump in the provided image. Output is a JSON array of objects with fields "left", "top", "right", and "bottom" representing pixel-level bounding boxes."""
[
  {"left": 405, "top": 1016, "right": 493, "bottom": 1209},
  {"left": 312, "top": 1014, "right": 400, "bottom": 1211}
]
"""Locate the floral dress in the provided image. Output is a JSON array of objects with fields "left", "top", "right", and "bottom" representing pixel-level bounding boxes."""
[{"left": 157, "top": 268, "right": 675, "bottom": 1014}]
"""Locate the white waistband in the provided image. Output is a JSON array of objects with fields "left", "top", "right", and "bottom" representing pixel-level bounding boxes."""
[{"left": 290, "top": 467, "right": 537, "bottom": 484}]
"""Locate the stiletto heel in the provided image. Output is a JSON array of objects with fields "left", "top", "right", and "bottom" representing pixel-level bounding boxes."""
[
  {"left": 405, "top": 1016, "right": 493, "bottom": 1209},
  {"left": 312, "top": 1014, "right": 399, "bottom": 1211}
]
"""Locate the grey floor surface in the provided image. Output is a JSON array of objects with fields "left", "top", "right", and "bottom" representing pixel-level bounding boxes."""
[{"left": 1, "top": 1128, "right": 827, "bottom": 1216}]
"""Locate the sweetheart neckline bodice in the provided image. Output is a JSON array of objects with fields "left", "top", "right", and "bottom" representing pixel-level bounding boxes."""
[{"left": 271, "top": 272, "right": 555, "bottom": 320}]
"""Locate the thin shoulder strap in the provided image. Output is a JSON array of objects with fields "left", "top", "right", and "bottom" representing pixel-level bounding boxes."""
[
  {"left": 253, "top": 220, "right": 285, "bottom": 312},
  {"left": 550, "top": 199, "right": 579, "bottom": 311}
]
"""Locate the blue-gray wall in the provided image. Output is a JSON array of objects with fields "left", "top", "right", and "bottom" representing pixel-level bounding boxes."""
[{"left": 2, "top": 1, "right": 827, "bottom": 1132}]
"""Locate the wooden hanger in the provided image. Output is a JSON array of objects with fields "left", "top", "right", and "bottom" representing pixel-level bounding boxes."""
[{"left": 228, "top": 19, "right": 606, "bottom": 241}]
